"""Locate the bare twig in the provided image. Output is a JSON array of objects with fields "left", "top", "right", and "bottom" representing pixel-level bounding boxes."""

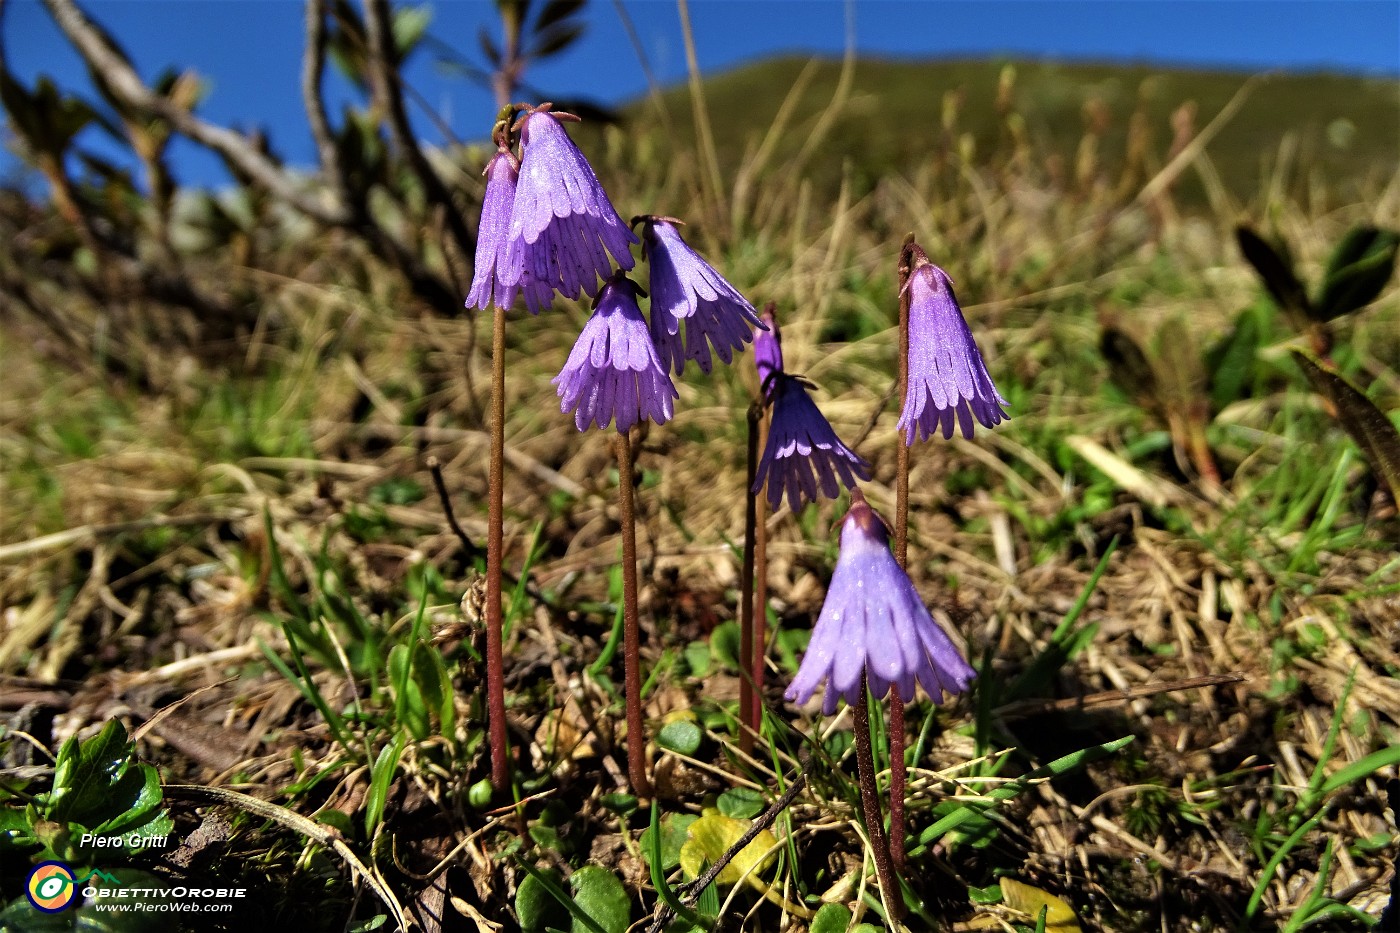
[
  {"left": 645, "top": 749, "right": 815, "bottom": 933},
  {"left": 993, "top": 672, "right": 1249, "bottom": 720},
  {"left": 362, "top": 0, "right": 472, "bottom": 291},
  {"left": 43, "top": 0, "right": 349, "bottom": 226},
  {"left": 427, "top": 456, "right": 483, "bottom": 560},
  {"left": 301, "top": 0, "right": 348, "bottom": 208}
]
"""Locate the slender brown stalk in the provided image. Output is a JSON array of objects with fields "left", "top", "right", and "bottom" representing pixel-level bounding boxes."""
[
  {"left": 486, "top": 306, "right": 509, "bottom": 791},
  {"left": 616, "top": 431, "right": 653, "bottom": 796},
  {"left": 853, "top": 680, "right": 905, "bottom": 921},
  {"left": 895, "top": 234, "right": 916, "bottom": 564},
  {"left": 739, "top": 402, "right": 761, "bottom": 753},
  {"left": 751, "top": 417, "right": 769, "bottom": 744},
  {"left": 888, "top": 685, "right": 907, "bottom": 872},
  {"left": 889, "top": 234, "right": 917, "bottom": 868}
]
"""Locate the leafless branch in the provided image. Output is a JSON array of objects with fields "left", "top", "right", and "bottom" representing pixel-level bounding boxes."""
[
  {"left": 301, "top": 0, "right": 348, "bottom": 209},
  {"left": 43, "top": 0, "right": 350, "bottom": 227},
  {"left": 362, "top": 0, "right": 473, "bottom": 291}
]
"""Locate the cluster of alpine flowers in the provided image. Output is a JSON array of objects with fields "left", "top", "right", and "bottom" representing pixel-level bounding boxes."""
[
  {"left": 779, "top": 242, "right": 1007, "bottom": 715},
  {"left": 467, "top": 103, "right": 765, "bottom": 795},
  {"left": 762, "top": 238, "right": 1006, "bottom": 900},
  {"left": 466, "top": 103, "right": 763, "bottom": 427}
]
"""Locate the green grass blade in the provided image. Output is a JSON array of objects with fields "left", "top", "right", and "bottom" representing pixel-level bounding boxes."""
[
  {"left": 914, "top": 736, "right": 1134, "bottom": 848},
  {"left": 1319, "top": 745, "right": 1400, "bottom": 796},
  {"left": 515, "top": 859, "right": 608, "bottom": 933},
  {"left": 646, "top": 803, "right": 707, "bottom": 930}
]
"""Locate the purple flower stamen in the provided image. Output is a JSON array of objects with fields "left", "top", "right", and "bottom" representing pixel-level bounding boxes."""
[
  {"left": 642, "top": 218, "right": 763, "bottom": 375},
  {"left": 785, "top": 490, "right": 976, "bottom": 714},
  {"left": 503, "top": 108, "right": 638, "bottom": 303},
  {"left": 896, "top": 253, "right": 1009, "bottom": 443},
  {"left": 553, "top": 275, "right": 678, "bottom": 433}
]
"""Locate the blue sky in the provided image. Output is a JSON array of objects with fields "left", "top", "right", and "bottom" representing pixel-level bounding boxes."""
[{"left": 3, "top": 0, "right": 1398, "bottom": 189}]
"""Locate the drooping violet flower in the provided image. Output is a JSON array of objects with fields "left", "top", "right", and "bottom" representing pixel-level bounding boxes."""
[
  {"left": 753, "top": 306, "right": 782, "bottom": 400},
  {"left": 786, "top": 490, "right": 975, "bottom": 714},
  {"left": 896, "top": 250, "right": 1009, "bottom": 443},
  {"left": 504, "top": 107, "right": 638, "bottom": 303},
  {"left": 753, "top": 370, "right": 871, "bottom": 513},
  {"left": 553, "top": 274, "right": 677, "bottom": 433},
  {"left": 465, "top": 147, "right": 553, "bottom": 313},
  {"left": 641, "top": 217, "right": 763, "bottom": 375}
]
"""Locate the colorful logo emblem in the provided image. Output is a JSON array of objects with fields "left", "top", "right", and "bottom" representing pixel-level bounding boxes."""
[{"left": 26, "top": 862, "right": 77, "bottom": 913}]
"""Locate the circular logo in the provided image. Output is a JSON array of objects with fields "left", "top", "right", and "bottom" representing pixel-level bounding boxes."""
[{"left": 26, "top": 862, "right": 77, "bottom": 913}]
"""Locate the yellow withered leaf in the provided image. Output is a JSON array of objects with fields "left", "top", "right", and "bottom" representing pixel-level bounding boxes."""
[
  {"left": 998, "top": 878, "right": 1081, "bottom": 933},
  {"left": 678, "top": 811, "right": 777, "bottom": 887}
]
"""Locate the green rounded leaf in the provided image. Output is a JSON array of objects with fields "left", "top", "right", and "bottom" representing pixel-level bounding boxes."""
[
  {"left": 569, "top": 865, "right": 630, "bottom": 933},
  {"left": 656, "top": 720, "right": 702, "bottom": 756},
  {"left": 639, "top": 812, "right": 698, "bottom": 872},
  {"left": 599, "top": 793, "right": 638, "bottom": 816},
  {"left": 716, "top": 787, "right": 765, "bottom": 820},
  {"left": 515, "top": 867, "right": 568, "bottom": 933},
  {"left": 810, "top": 902, "right": 853, "bottom": 933},
  {"left": 1315, "top": 225, "right": 1399, "bottom": 320},
  {"left": 709, "top": 621, "right": 740, "bottom": 670}
]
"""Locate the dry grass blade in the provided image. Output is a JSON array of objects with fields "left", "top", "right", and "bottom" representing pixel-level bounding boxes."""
[{"left": 163, "top": 784, "right": 409, "bottom": 931}]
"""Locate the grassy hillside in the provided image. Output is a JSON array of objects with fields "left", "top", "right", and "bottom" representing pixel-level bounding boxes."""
[{"left": 606, "top": 56, "right": 1398, "bottom": 205}]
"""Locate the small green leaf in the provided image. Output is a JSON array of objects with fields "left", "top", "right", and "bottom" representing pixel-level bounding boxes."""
[
  {"left": 527, "top": 22, "right": 584, "bottom": 58},
  {"left": 599, "top": 793, "right": 638, "bottom": 816},
  {"left": 810, "top": 902, "right": 853, "bottom": 933},
  {"left": 391, "top": 4, "right": 433, "bottom": 58},
  {"left": 569, "top": 866, "right": 630, "bottom": 933},
  {"left": 639, "top": 812, "right": 698, "bottom": 872},
  {"left": 656, "top": 721, "right": 702, "bottom": 757},
  {"left": 48, "top": 720, "right": 129, "bottom": 821},
  {"left": 709, "top": 621, "right": 740, "bottom": 670},
  {"left": 1291, "top": 349, "right": 1400, "bottom": 502},
  {"left": 316, "top": 808, "right": 353, "bottom": 836},
  {"left": 968, "top": 883, "right": 1004, "bottom": 904},
  {"left": 1315, "top": 226, "right": 1399, "bottom": 320},
  {"left": 529, "top": 824, "right": 562, "bottom": 851},
  {"left": 477, "top": 26, "right": 502, "bottom": 66},
  {"left": 364, "top": 732, "right": 406, "bottom": 834},
  {"left": 516, "top": 866, "right": 570, "bottom": 933},
  {"left": 1205, "top": 305, "right": 1264, "bottom": 412},
  {"left": 1236, "top": 225, "right": 1310, "bottom": 318},
  {"left": 715, "top": 787, "right": 765, "bottom": 820},
  {"left": 468, "top": 778, "right": 494, "bottom": 809},
  {"left": 535, "top": 0, "right": 585, "bottom": 32},
  {"left": 683, "top": 640, "right": 711, "bottom": 677}
]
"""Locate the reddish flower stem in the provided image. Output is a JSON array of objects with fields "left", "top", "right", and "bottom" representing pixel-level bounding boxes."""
[
  {"left": 889, "top": 235, "right": 917, "bottom": 866},
  {"left": 888, "top": 684, "right": 907, "bottom": 872},
  {"left": 616, "top": 430, "right": 653, "bottom": 796},
  {"left": 853, "top": 680, "right": 905, "bottom": 921},
  {"left": 486, "top": 304, "right": 510, "bottom": 791},
  {"left": 752, "top": 416, "right": 769, "bottom": 744},
  {"left": 739, "top": 402, "right": 761, "bottom": 753}
]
